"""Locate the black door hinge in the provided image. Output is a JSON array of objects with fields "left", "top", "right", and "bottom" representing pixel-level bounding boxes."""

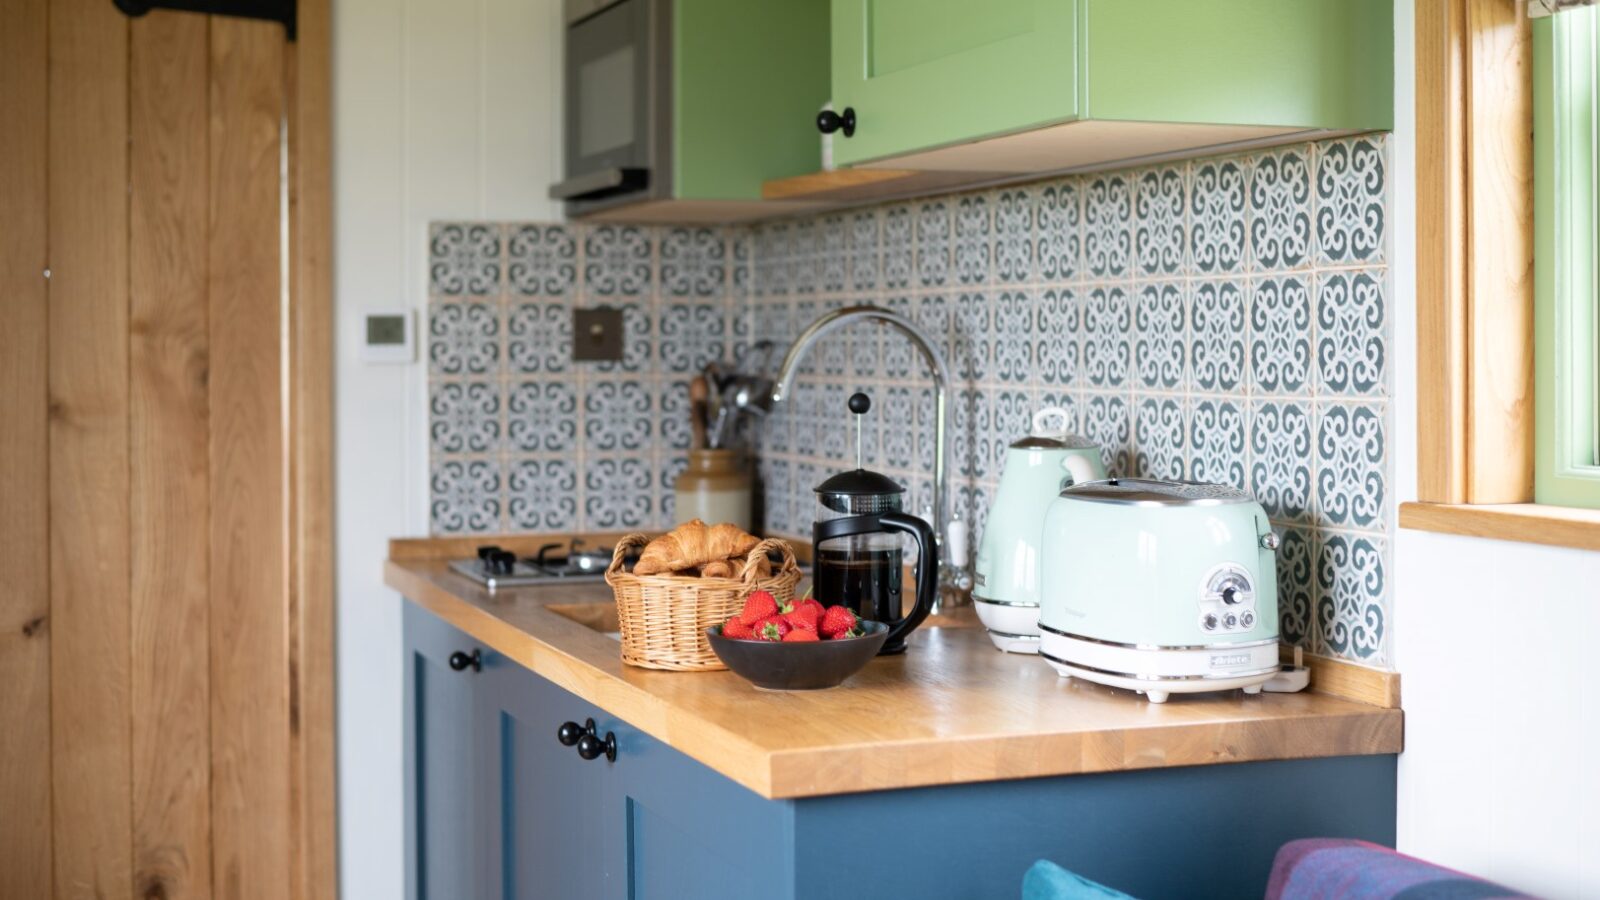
[{"left": 113, "top": 0, "right": 295, "bottom": 41}]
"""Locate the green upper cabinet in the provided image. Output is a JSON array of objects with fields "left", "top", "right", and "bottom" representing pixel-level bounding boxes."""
[
  {"left": 828, "top": 0, "right": 1081, "bottom": 167},
  {"left": 673, "top": 0, "right": 831, "bottom": 201},
  {"left": 828, "top": 0, "right": 1393, "bottom": 170}
]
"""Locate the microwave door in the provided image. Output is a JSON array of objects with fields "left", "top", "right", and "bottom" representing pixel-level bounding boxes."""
[{"left": 557, "top": 0, "right": 659, "bottom": 203}]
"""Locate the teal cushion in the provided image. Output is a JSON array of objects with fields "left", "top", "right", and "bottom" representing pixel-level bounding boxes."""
[{"left": 1022, "top": 860, "right": 1140, "bottom": 900}]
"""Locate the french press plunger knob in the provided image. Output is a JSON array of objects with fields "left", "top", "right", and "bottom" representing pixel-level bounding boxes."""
[{"left": 848, "top": 392, "right": 870, "bottom": 469}]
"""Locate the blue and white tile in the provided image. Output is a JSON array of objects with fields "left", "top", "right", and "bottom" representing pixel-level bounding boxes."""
[
  {"left": 430, "top": 458, "right": 501, "bottom": 534},
  {"left": 658, "top": 300, "right": 726, "bottom": 373},
  {"left": 1315, "top": 270, "right": 1387, "bottom": 396},
  {"left": 882, "top": 385, "right": 916, "bottom": 470},
  {"left": 583, "top": 456, "right": 654, "bottom": 530},
  {"left": 987, "top": 389, "right": 1032, "bottom": 477},
  {"left": 657, "top": 380, "right": 695, "bottom": 451},
  {"left": 953, "top": 194, "right": 991, "bottom": 285},
  {"left": 428, "top": 300, "right": 500, "bottom": 376},
  {"left": 1134, "top": 166, "right": 1186, "bottom": 276},
  {"left": 1248, "top": 148, "right": 1312, "bottom": 271},
  {"left": 992, "top": 290, "right": 1033, "bottom": 384},
  {"left": 1316, "top": 531, "right": 1388, "bottom": 664},
  {"left": 755, "top": 223, "right": 790, "bottom": 296},
  {"left": 1083, "top": 393, "right": 1133, "bottom": 477},
  {"left": 882, "top": 204, "right": 914, "bottom": 289},
  {"left": 952, "top": 387, "right": 985, "bottom": 479},
  {"left": 583, "top": 225, "right": 652, "bottom": 296},
  {"left": 657, "top": 456, "right": 690, "bottom": 525},
  {"left": 1248, "top": 399, "right": 1313, "bottom": 523},
  {"left": 659, "top": 227, "right": 726, "bottom": 296},
  {"left": 791, "top": 461, "right": 820, "bottom": 537},
  {"left": 819, "top": 216, "right": 848, "bottom": 292},
  {"left": 730, "top": 230, "right": 751, "bottom": 298},
  {"left": 1134, "top": 397, "right": 1186, "bottom": 480},
  {"left": 1189, "top": 280, "right": 1246, "bottom": 393},
  {"left": 1315, "top": 401, "right": 1387, "bottom": 531},
  {"left": 760, "top": 457, "right": 791, "bottom": 536},
  {"left": 916, "top": 201, "right": 951, "bottom": 287},
  {"left": 505, "top": 380, "right": 578, "bottom": 454},
  {"left": 583, "top": 379, "right": 653, "bottom": 452},
  {"left": 1315, "top": 136, "right": 1387, "bottom": 265},
  {"left": 429, "top": 223, "right": 501, "bottom": 296},
  {"left": 790, "top": 219, "right": 820, "bottom": 292},
  {"left": 1275, "top": 526, "right": 1316, "bottom": 649},
  {"left": 953, "top": 291, "right": 991, "bottom": 383},
  {"left": 846, "top": 320, "right": 880, "bottom": 379},
  {"left": 1250, "top": 276, "right": 1312, "bottom": 395},
  {"left": 1189, "top": 158, "right": 1247, "bottom": 275},
  {"left": 1035, "top": 179, "right": 1082, "bottom": 282},
  {"left": 1188, "top": 398, "right": 1246, "bottom": 489},
  {"left": 1134, "top": 282, "right": 1185, "bottom": 390},
  {"left": 915, "top": 386, "right": 938, "bottom": 472},
  {"left": 429, "top": 381, "right": 500, "bottom": 454},
  {"left": 506, "top": 458, "right": 578, "bottom": 532},
  {"left": 1082, "top": 286, "right": 1131, "bottom": 389},
  {"left": 1034, "top": 287, "right": 1079, "bottom": 387},
  {"left": 1083, "top": 174, "right": 1132, "bottom": 279},
  {"left": 505, "top": 223, "right": 577, "bottom": 296},
  {"left": 849, "top": 209, "right": 880, "bottom": 292},
  {"left": 506, "top": 299, "right": 570, "bottom": 374},
  {"left": 820, "top": 383, "right": 851, "bottom": 460},
  {"left": 992, "top": 187, "right": 1035, "bottom": 283}
]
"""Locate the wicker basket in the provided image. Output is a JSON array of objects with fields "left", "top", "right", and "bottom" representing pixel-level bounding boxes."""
[{"left": 605, "top": 532, "right": 802, "bottom": 671}]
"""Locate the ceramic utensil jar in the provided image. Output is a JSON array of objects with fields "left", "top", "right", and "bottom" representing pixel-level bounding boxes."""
[
  {"left": 972, "top": 407, "right": 1106, "bottom": 653},
  {"left": 672, "top": 449, "right": 752, "bottom": 530}
]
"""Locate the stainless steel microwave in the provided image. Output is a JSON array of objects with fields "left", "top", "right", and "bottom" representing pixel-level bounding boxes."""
[{"left": 550, "top": 0, "right": 673, "bottom": 216}]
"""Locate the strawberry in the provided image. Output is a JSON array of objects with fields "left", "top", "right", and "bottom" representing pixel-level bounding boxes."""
[
  {"left": 819, "top": 605, "right": 860, "bottom": 639},
  {"left": 753, "top": 616, "right": 791, "bottom": 642},
  {"left": 738, "top": 590, "right": 778, "bottom": 626},
  {"left": 782, "top": 604, "right": 821, "bottom": 631},
  {"left": 781, "top": 627, "right": 820, "bottom": 642},
  {"left": 796, "top": 597, "right": 826, "bottom": 623},
  {"left": 721, "top": 616, "right": 755, "bottom": 640}
]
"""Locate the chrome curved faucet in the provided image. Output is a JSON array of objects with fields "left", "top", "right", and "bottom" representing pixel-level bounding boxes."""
[{"left": 771, "top": 305, "right": 963, "bottom": 596}]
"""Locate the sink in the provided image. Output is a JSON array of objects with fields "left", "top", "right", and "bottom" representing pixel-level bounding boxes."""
[{"left": 546, "top": 601, "right": 980, "bottom": 637}]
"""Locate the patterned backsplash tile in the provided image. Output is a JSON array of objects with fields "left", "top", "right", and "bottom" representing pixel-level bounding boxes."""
[{"left": 426, "top": 133, "right": 1392, "bottom": 667}]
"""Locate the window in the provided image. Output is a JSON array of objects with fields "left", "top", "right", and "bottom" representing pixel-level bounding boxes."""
[{"left": 1535, "top": 5, "right": 1600, "bottom": 507}]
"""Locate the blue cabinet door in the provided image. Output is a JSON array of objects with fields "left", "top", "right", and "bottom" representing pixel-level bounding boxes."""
[
  {"left": 476, "top": 651, "right": 616, "bottom": 900},
  {"left": 403, "top": 603, "right": 488, "bottom": 900}
]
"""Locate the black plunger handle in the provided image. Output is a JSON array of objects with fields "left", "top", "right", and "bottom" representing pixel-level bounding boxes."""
[{"left": 877, "top": 512, "right": 937, "bottom": 649}]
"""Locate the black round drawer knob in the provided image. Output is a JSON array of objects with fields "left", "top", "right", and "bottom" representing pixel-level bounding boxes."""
[
  {"left": 576, "top": 730, "right": 617, "bottom": 762},
  {"left": 448, "top": 649, "right": 482, "bottom": 672},
  {"left": 557, "top": 718, "right": 594, "bottom": 747},
  {"left": 816, "top": 106, "right": 855, "bottom": 137}
]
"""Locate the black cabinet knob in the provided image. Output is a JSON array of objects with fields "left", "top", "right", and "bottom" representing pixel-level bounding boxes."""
[
  {"left": 448, "top": 649, "right": 482, "bottom": 672},
  {"left": 557, "top": 718, "right": 594, "bottom": 747},
  {"left": 576, "top": 730, "right": 617, "bottom": 763},
  {"left": 816, "top": 106, "right": 855, "bottom": 137}
]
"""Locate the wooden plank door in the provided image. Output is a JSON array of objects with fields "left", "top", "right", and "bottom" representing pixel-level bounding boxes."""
[{"left": 0, "top": 1, "right": 333, "bottom": 898}]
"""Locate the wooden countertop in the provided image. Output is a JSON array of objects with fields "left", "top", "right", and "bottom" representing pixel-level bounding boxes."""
[{"left": 384, "top": 556, "right": 1403, "bottom": 800}]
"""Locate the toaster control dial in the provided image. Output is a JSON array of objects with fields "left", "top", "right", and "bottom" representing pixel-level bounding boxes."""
[{"left": 1199, "top": 566, "right": 1258, "bottom": 634}]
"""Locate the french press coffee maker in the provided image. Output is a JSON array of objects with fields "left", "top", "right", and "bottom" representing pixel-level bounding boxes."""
[{"left": 811, "top": 392, "right": 937, "bottom": 655}]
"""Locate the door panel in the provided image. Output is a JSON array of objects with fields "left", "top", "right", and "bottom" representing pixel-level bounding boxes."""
[
  {"left": 478, "top": 654, "right": 611, "bottom": 900},
  {"left": 830, "top": 0, "right": 1079, "bottom": 166}
]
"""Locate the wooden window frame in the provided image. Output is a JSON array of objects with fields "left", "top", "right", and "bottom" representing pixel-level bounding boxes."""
[{"left": 1402, "top": 0, "right": 1600, "bottom": 549}]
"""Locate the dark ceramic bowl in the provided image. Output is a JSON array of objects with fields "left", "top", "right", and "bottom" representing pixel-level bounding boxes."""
[{"left": 705, "top": 621, "right": 889, "bottom": 691}]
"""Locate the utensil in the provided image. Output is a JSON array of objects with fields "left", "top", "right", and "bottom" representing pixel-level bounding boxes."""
[
  {"left": 705, "top": 621, "right": 889, "bottom": 690},
  {"left": 809, "top": 392, "right": 936, "bottom": 655},
  {"left": 688, "top": 375, "right": 709, "bottom": 449},
  {"left": 1036, "top": 477, "right": 1281, "bottom": 702},
  {"left": 972, "top": 407, "right": 1105, "bottom": 653}
]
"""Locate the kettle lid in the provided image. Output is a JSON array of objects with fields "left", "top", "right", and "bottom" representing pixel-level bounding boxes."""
[
  {"left": 1060, "top": 478, "right": 1256, "bottom": 507},
  {"left": 1011, "top": 406, "right": 1098, "bottom": 450}
]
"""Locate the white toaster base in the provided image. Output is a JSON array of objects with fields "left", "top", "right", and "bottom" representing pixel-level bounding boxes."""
[
  {"left": 1038, "top": 630, "right": 1278, "bottom": 703},
  {"left": 985, "top": 630, "right": 1041, "bottom": 654}
]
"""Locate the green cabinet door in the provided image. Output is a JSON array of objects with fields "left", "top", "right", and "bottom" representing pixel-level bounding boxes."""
[{"left": 829, "top": 0, "right": 1081, "bottom": 167}]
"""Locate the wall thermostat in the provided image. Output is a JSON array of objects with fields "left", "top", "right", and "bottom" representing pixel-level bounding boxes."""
[{"left": 361, "top": 309, "right": 414, "bottom": 364}]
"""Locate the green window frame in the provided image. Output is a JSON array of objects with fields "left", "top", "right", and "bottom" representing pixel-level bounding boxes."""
[{"left": 1535, "top": 6, "right": 1600, "bottom": 508}]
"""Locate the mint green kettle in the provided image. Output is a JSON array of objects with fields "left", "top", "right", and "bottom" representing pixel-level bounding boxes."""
[{"left": 972, "top": 407, "right": 1107, "bottom": 653}]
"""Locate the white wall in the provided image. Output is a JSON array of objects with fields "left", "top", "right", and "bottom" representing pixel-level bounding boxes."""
[
  {"left": 333, "top": 0, "right": 562, "bottom": 895},
  {"left": 1388, "top": 1, "right": 1600, "bottom": 896}
]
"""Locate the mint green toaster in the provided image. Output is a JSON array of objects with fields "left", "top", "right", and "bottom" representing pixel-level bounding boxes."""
[{"left": 1036, "top": 479, "right": 1281, "bottom": 703}]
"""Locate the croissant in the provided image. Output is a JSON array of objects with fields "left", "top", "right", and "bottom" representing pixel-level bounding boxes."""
[
  {"left": 633, "top": 520, "right": 760, "bottom": 575},
  {"left": 697, "top": 558, "right": 746, "bottom": 579}
]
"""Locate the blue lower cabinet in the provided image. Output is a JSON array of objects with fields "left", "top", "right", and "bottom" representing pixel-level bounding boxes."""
[{"left": 404, "top": 603, "right": 1398, "bottom": 900}]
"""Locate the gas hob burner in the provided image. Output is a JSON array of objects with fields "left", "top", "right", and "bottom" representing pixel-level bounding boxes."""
[{"left": 448, "top": 540, "right": 630, "bottom": 590}]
